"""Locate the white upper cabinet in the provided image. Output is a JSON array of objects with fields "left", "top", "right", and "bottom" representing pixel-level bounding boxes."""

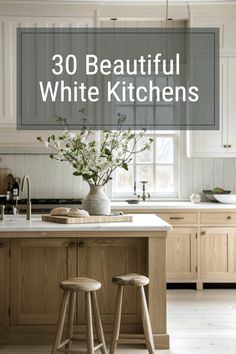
[
  {"left": 187, "top": 56, "right": 236, "bottom": 157},
  {"left": 0, "top": 15, "right": 94, "bottom": 146},
  {"left": 187, "top": 6, "right": 236, "bottom": 157},
  {"left": 189, "top": 6, "right": 236, "bottom": 53},
  {"left": 187, "top": 57, "right": 227, "bottom": 157}
]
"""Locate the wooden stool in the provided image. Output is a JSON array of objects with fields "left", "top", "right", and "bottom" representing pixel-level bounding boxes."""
[
  {"left": 110, "top": 273, "right": 155, "bottom": 354},
  {"left": 52, "top": 277, "right": 107, "bottom": 354}
]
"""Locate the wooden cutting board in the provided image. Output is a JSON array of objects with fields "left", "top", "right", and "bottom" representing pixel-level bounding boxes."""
[{"left": 42, "top": 214, "right": 133, "bottom": 224}]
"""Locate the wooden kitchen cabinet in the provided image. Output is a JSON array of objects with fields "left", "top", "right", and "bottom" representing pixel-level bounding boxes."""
[
  {"left": 166, "top": 228, "right": 198, "bottom": 281},
  {"left": 0, "top": 239, "right": 10, "bottom": 325},
  {"left": 200, "top": 228, "right": 236, "bottom": 281},
  {"left": 10, "top": 238, "right": 76, "bottom": 325},
  {"left": 77, "top": 237, "right": 146, "bottom": 326}
]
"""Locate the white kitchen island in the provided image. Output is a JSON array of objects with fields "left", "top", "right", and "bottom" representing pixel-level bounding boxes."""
[{"left": 0, "top": 214, "right": 171, "bottom": 350}]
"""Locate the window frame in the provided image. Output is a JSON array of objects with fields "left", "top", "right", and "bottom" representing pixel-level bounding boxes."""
[{"left": 111, "top": 131, "right": 179, "bottom": 199}]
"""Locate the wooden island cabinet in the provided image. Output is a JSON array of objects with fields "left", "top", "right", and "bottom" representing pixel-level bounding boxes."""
[
  {"left": 10, "top": 238, "right": 77, "bottom": 325},
  {"left": 0, "top": 239, "right": 9, "bottom": 326},
  {"left": 0, "top": 214, "right": 170, "bottom": 349}
]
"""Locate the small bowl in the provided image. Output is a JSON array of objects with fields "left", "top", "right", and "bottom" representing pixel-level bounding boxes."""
[
  {"left": 203, "top": 190, "right": 231, "bottom": 202},
  {"left": 126, "top": 199, "right": 140, "bottom": 205},
  {"left": 213, "top": 194, "right": 236, "bottom": 204}
]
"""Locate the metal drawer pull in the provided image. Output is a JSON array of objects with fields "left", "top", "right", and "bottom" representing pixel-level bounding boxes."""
[
  {"left": 68, "top": 241, "right": 76, "bottom": 248},
  {"left": 169, "top": 217, "right": 184, "bottom": 220}
]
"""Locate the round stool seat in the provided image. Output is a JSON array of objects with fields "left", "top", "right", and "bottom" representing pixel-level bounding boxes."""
[
  {"left": 60, "top": 277, "right": 101, "bottom": 292},
  {"left": 112, "top": 273, "right": 149, "bottom": 287}
]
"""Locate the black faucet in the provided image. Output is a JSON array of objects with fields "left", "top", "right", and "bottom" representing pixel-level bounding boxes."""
[{"left": 138, "top": 181, "right": 150, "bottom": 202}]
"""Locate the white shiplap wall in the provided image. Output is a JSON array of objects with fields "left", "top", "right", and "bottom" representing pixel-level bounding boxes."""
[
  {"left": 1, "top": 151, "right": 236, "bottom": 199},
  {"left": 185, "top": 157, "right": 236, "bottom": 197},
  {"left": 0, "top": 151, "right": 89, "bottom": 199}
]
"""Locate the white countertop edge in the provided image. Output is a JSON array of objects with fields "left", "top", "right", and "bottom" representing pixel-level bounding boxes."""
[
  {"left": 111, "top": 202, "right": 236, "bottom": 209},
  {"left": 0, "top": 214, "right": 171, "bottom": 232}
]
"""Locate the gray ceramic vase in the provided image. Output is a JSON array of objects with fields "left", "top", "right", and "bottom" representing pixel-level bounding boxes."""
[{"left": 82, "top": 184, "right": 111, "bottom": 215}]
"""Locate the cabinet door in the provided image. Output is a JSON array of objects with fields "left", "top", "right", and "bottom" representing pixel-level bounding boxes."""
[
  {"left": 77, "top": 238, "right": 146, "bottom": 326},
  {"left": 166, "top": 228, "right": 197, "bottom": 281},
  {"left": 10, "top": 238, "right": 76, "bottom": 325},
  {"left": 0, "top": 239, "right": 9, "bottom": 325},
  {"left": 200, "top": 228, "right": 236, "bottom": 280},
  {"left": 226, "top": 57, "right": 236, "bottom": 154},
  {"left": 186, "top": 58, "right": 228, "bottom": 157},
  {"left": 0, "top": 16, "right": 93, "bottom": 146}
]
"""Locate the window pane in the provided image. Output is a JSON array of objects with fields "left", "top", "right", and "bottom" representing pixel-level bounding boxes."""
[
  {"left": 114, "top": 166, "right": 134, "bottom": 193},
  {"left": 136, "top": 106, "right": 154, "bottom": 126},
  {"left": 136, "top": 136, "right": 154, "bottom": 163},
  {"left": 115, "top": 106, "right": 134, "bottom": 126},
  {"left": 136, "top": 165, "right": 154, "bottom": 192},
  {"left": 155, "top": 106, "right": 175, "bottom": 125},
  {"left": 156, "top": 137, "right": 174, "bottom": 163},
  {"left": 156, "top": 165, "right": 174, "bottom": 192}
]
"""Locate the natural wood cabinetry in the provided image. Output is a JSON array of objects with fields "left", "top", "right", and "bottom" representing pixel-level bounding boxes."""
[
  {"left": 0, "top": 239, "right": 9, "bottom": 325},
  {"left": 200, "top": 228, "right": 236, "bottom": 281},
  {"left": 158, "top": 212, "right": 197, "bottom": 226},
  {"left": 166, "top": 228, "right": 197, "bottom": 281},
  {"left": 10, "top": 238, "right": 76, "bottom": 325},
  {"left": 200, "top": 212, "right": 236, "bottom": 225},
  {"left": 77, "top": 238, "right": 146, "bottom": 326},
  {"left": 120, "top": 209, "right": 236, "bottom": 287}
]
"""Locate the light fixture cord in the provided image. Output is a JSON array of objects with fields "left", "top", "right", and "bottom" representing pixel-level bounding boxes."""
[{"left": 166, "top": 0, "right": 169, "bottom": 86}]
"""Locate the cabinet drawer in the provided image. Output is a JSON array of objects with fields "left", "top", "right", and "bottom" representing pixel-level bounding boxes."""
[
  {"left": 157, "top": 212, "right": 197, "bottom": 225},
  {"left": 200, "top": 212, "right": 236, "bottom": 225}
]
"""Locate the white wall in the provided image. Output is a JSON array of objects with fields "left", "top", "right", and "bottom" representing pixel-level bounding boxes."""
[
  {"left": 1, "top": 150, "right": 236, "bottom": 199},
  {"left": 0, "top": 150, "right": 89, "bottom": 199},
  {"left": 185, "top": 157, "right": 236, "bottom": 197}
]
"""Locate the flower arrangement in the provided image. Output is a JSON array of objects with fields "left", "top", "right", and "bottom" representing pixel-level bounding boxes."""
[{"left": 37, "top": 113, "right": 153, "bottom": 186}]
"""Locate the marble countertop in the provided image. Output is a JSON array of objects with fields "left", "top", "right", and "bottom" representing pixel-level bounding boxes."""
[
  {"left": 0, "top": 213, "right": 171, "bottom": 232},
  {"left": 111, "top": 201, "right": 236, "bottom": 210}
]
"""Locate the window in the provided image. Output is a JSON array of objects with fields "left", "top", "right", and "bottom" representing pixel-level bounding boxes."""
[
  {"left": 113, "top": 131, "right": 178, "bottom": 198},
  {"left": 111, "top": 73, "right": 180, "bottom": 198}
]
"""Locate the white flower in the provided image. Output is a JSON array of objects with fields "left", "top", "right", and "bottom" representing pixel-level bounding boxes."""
[
  {"left": 69, "top": 132, "right": 76, "bottom": 139},
  {"left": 44, "top": 141, "right": 49, "bottom": 148}
]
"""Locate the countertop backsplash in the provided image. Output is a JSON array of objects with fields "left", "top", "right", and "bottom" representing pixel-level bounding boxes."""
[{"left": 1, "top": 150, "right": 236, "bottom": 199}]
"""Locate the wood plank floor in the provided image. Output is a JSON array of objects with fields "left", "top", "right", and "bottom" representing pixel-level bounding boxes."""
[{"left": 1, "top": 289, "right": 236, "bottom": 353}]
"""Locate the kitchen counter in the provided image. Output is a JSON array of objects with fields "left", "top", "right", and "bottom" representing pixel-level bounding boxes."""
[
  {"left": 0, "top": 214, "right": 171, "bottom": 233},
  {"left": 111, "top": 201, "right": 236, "bottom": 210}
]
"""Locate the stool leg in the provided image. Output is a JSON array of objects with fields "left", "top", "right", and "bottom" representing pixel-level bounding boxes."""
[
  {"left": 109, "top": 285, "right": 124, "bottom": 354},
  {"left": 91, "top": 291, "right": 107, "bottom": 354},
  {"left": 138, "top": 286, "right": 156, "bottom": 354},
  {"left": 66, "top": 291, "right": 76, "bottom": 349},
  {"left": 85, "top": 291, "right": 95, "bottom": 354},
  {"left": 51, "top": 290, "right": 70, "bottom": 354}
]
